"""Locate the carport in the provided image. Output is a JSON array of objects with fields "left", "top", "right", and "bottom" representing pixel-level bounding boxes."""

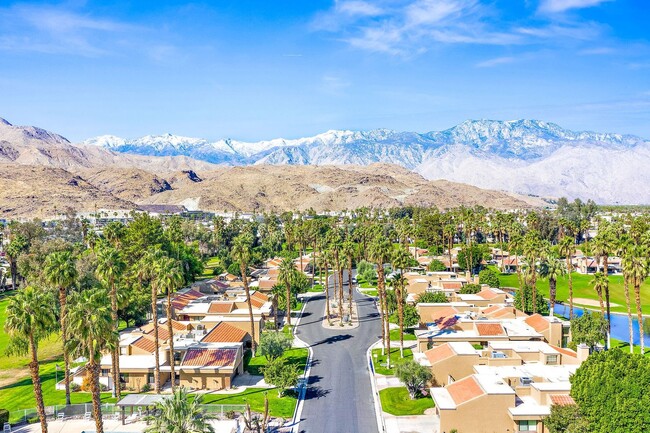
[{"left": 116, "top": 394, "right": 169, "bottom": 425}]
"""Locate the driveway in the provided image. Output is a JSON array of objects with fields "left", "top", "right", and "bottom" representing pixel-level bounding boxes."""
[{"left": 295, "top": 270, "right": 382, "bottom": 433}]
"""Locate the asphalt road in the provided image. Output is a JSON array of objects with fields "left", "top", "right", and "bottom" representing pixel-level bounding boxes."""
[{"left": 295, "top": 270, "right": 382, "bottom": 433}]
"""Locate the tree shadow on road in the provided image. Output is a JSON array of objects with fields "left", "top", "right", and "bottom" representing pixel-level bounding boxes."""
[
  {"left": 311, "top": 334, "right": 353, "bottom": 347},
  {"left": 304, "top": 385, "right": 331, "bottom": 400}
]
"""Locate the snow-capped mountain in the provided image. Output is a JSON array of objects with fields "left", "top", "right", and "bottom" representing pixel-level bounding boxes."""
[{"left": 83, "top": 120, "right": 650, "bottom": 204}]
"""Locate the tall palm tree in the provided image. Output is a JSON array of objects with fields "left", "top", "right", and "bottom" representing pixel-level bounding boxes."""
[
  {"left": 232, "top": 234, "right": 257, "bottom": 354},
  {"left": 628, "top": 253, "right": 647, "bottom": 355},
  {"left": 590, "top": 272, "right": 607, "bottom": 318},
  {"left": 621, "top": 251, "right": 635, "bottom": 353},
  {"left": 278, "top": 255, "right": 297, "bottom": 327},
  {"left": 539, "top": 256, "right": 566, "bottom": 319},
  {"left": 522, "top": 232, "right": 542, "bottom": 313},
  {"left": 322, "top": 249, "right": 333, "bottom": 323},
  {"left": 342, "top": 239, "right": 356, "bottom": 316},
  {"left": 155, "top": 256, "right": 185, "bottom": 391},
  {"left": 95, "top": 246, "right": 125, "bottom": 399},
  {"left": 392, "top": 247, "right": 412, "bottom": 358},
  {"left": 67, "top": 288, "right": 117, "bottom": 433},
  {"left": 139, "top": 248, "right": 165, "bottom": 393},
  {"left": 5, "top": 286, "right": 57, "bottom": 433},
  {"left": 592, "top": 225, "right": 614, "bottom": 335},
  {"left": 558, "top": 237, "right": 576, "bottom": 319},
  {"left": 369, "top": 237, "right": 392, "bottom": 367},
  {"left": 43, "top": 250, "right": 77, "bottom": 406},
  {"left": 328, "top": 231, "right": 344, "bottom": 322},
  {"left": 145, "top": 387, "right": 214, "bottom": 433}
]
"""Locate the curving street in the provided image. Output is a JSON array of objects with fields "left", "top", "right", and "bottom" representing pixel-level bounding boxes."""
[{"left": 295, "top": 271, "right": 382, "bottom": 433}]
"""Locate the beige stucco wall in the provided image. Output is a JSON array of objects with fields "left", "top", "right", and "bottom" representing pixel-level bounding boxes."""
[{"left": 438, "top": 393, "right": 515, "bottom": 433}]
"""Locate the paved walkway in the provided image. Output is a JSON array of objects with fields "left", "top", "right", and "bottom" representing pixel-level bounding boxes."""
[{"left": 295, "top": 270, "right": 382, "bottom": 433}]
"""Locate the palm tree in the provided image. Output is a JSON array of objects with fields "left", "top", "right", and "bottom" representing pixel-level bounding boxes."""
[
  {"left": 621, "top": 251, "right": 635, "bottom": 353},
  {"left": 139, "top": 248, "right": 165, "bottom": 393},
  {"left": 95, "top": 246, "right": 126, "bottom": 399},
  {"left": 155, "top": 256, "right": 185, "bottom": 391},
  {"left": 628, "top": 253, "right": 647, "bottom": 355},
  {"left": 232, "top": 234, "right": 257, "bottom": 354},
  {"left": 369, "top": 237, "right": 392, "bottom": 367},
  {"left": 4, "top": 286, "right": 57, "bottom": 433},
  {"left": 43, "top": 250, "right": 77, "bottom": 406},
  {"left": 592, "top": 225, "right": 614, "bottom": 335},
  {"left": 558, "top": 237, "right": 576, "bottom": 319},
  {"left": 342, "top": 239, "right": 356, "bottom": 316},
  {"left": 278, "top": 255, "right": 296, "bottom": 327},
  {"left": 539, "top": 256, "right": 566, "bottom": 319},
  {"left": 328, "top": 231, "right": 344, "bottom": 323},
  {"left": 144, "top": 387, "right": 214, "bottom": 433},
  {"left": 322, "top": 248, "right": 333, "bottom": 323},
  {"left": 392, "top": 247, "right": 412, "bottom": 358},
  {"left": 67, "top": 288, "right": 117, "bottom": 433},
  {"left": 590, "top": 272, "right": 607, "bottom": 318}
]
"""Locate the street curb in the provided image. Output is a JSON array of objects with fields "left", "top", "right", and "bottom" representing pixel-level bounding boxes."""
[
  {"left": 367, "top": 341, "right": 387, "bottom": 433},
  {"left": 290, "top": 298, "right": 313, "bottom": 433}
]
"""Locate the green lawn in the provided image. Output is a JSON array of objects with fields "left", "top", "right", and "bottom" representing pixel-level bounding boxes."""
[
  {"left": 371, "top": 348, "right": 413, "bottom": 376},
  {"left": 610, "top": 338, "right": 650, "bottom": 356},
  {"left": 198, "top": 256, "right": 222, "bottom": 280},
  {"left": 202, "top": 387, "right": 297, "bottom": 418},
  {"left": 360, "top": 289, "right": 378, "bottom": 297},
  {"left": 245, "top": 347, "right": 309, "bottom": 376},
  {"left": 379, "top": 387, "right": 434, "bottom": 416},
  {"left": 496, "top": 269, "right": 650, "bottom": 315},
  {"left": 390, "top": 329, "right": 417, "bottom": 342},
  {"left": 308, "top": 284, "right": 324, "bottom": 293},
  {"left": 0, "top": 358, "right": 119, "bottom": 417}
]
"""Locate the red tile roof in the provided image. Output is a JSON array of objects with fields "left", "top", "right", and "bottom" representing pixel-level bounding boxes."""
[
  {"left": 550, "top": 394, "right": 576, "bottom": 406},
  {"left": 482, "top": 305, "right": 501, "bottom": 314},
  {"left": 525, "top": 314, "right": 550, "bottom": 332},
  {"left": 477, "top": 288, "right": 500, "bottom": 300},
  {"left": 550, "top": 345, "right": 578, "bottom": 359},
  {"left": 430, "top": 306, "right": 460, "bottom": 322},
  {"left": 250, "top": 291, "right": 269, "bottom": 308},
  {"left": 475, "top": 323, "right": 506, "bottom": 336},
  {"left": 171, "top": 289, "right": 203, "bottom": 311},
  {"left": 202, "top": 322, "right": 248, "bottom": 343},
  {"left": 424, "top": 344, "right": 455, "bottom": 364},
  {"left": 132, "top": 335, "right": 157, "bottom": 354},
  {"left": 181, "top": 348, "right": 238, "bottom": 368},
  {"left": 447, "top": 376, "right": 485, "bottom": 405},
  {"left": 442, "top": 282, "right": 463, "bottom": 290},
  {"left": 208, "top": 302, "right": 236, "bottom": 314}
]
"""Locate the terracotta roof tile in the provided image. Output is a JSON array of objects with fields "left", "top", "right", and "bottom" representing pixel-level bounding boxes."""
[
  {"left": 550, "top": 345, "right": 578, "bottom": 358},
  {"left": 447, "top": 376, "right": 485, "bottom": 405},
  {"left": 424, "top": 344, "right": 455, "bottom": 364},
  {"left": 482, "top": 305, "right": 501, "bottom": 314},
  {"left": 525, "top": 314, "right": 550, "bottom": 332},
  {"left": 172, "top": 289, "right": 204, "bottom": 311},
  {"left": 477, "top": 288, "right": 499, "bottom": 300},
  {"left": 430, "top": 306, "right": 460, "bottom": 322},
  {"left": 550, "top": 394, "right": 576, "bottom": 406},
  {"left": 181, "top": 348, "right": 238, "bottom": 368},
  {"left": 475, "top": 323, "right": 506, "bottom": 336},
  {"left": 442, "top": 282, "right": 463, "bottom": 290},
  {"left": 132, "top": 335, "right": 157, "bottom": 354},
  {"left": 208, "top": 302, "right": 236, "bottom": 314},
  {"left": 202, "top": 323, "right": 248, "bottom": 343}
]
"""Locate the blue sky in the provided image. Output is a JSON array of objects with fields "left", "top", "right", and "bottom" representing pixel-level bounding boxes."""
[{"left": 0, "top": 0, "right": 648, "bottom": 142}]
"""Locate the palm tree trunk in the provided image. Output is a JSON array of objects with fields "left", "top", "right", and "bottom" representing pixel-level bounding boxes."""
[
  {"left": 324, "top": 260, "right": 331, "bottom": 322},
  {"left": 398, "top": 280, "right": 404, "bottom": 358},
  {"left": 89, "top": 360, "right": 105, "bottom": 433},
  {"left": 241, "top": 264, "right": 257, "bottom": 354},
  {"left": 567, "top": 258, "right": 574, "bottom": 319},
  {"left": 603, "top": 255, "right": 611, "bottom": 329},
  {"left": 334, "top": 252, "right": 343, "bottom": 323},
  {"left": 59, "top": 286, "right": 71, "bottom": 406},
  {"left": 110, "top": 281, "right": 120, "bottom": 399},
  {"left": 166, "top": 290, "right": 176, "bottom": 391},
  {"left": 29, "top": 333, "right": 48, "bottom": 433},
  {"left": 378, "top": 265, "right": 390, "bottom": 368},
  {"left": 151, "top": 285, "right": 160, "bottom": 394},
  {"left": 531, "top": 256, "right": 537, "bottom": 314},
  {"left": 549, "top": 278, "right": 556, "bottom": 318},
  {"left": 311, "top": 240, "right": 317, "bottom": 288},
  {"left": 348, "top": 256, "right": 353, "bottom": 319},
  {"left": 624, "top": 274, "right": 634, "bottom": 354},
  {"left": 285, "top": 275, "right": 292, "bottom": 328},
  {"left": 634, "top": 277, "right": 644, "bottom": 355},
  {"left": 376, "top": 266, "right": 386, "bottom": 355}
]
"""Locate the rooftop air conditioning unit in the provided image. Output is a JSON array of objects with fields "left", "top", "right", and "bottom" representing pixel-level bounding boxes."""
[{"left": 521, "top": 377, "right": 533, "bottom": 386}]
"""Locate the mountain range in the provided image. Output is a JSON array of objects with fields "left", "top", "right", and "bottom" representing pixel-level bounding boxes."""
[
  {"left": 83, "top": 120, "right": 650, "bottom": 204},
  {"left": 0, "top": 117, "right": 538, "bottom": 218}
]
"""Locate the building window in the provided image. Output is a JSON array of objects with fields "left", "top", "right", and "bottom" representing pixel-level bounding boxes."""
[
  {"left": 546, "top": 355, "right": 558, "bottom": 365},
  {"left": 100, "top": 369, "right": 110, "bottom": 376},
  {"left": 120, "top": 373, "right": 129, "bottom": 383},
  {"left": 148, "top": 373, "right": 155, "bottom": 384},
  {"left": 517, "top": 420, "right": 537, "bottom": 431}
]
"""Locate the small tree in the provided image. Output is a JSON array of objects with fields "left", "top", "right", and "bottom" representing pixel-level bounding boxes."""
[
  {"left": 258, "top": 331, "right": 293, "bottom": 361},
  {"left": 395, "top": 360, "right": 433, "bottom": 399},
  {"left": 428, "top": 259, "right": 446, "bottom": 272},
  {"left": 459, "top": 283, "right": 481, "bottom": 294},
  {"left": 570, "top": 311, "right": 607, "bottom": 350},
  {"left": 478, "top": 268, "right": 500, "bottom": 288},
  {"left": 416, "top": 292, "right": 448, "bottom": 304},
  {"left": 546, "top": 404, "right": 589, "bottom": 433},
  {"left": 144, "top": 387, "right": 214, "bottom": 433},
  {"left": 402, "top": 305, "right": 420, "bottom": 328},
  {"left": 263, "top": 358, "right": 299, "bottom": 397},
  {"left": 357, "top": 260, "right": 374, "bottom": 277},
  {"left": 514, "top": 285, "right": 549, "bottom": 315}
]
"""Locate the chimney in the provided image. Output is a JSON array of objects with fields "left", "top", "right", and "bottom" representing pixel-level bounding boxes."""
[{"left": 576, "top": 343, "right": 590, "bottom": 363}]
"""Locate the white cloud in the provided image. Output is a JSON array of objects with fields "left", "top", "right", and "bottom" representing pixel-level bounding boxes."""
[
  {"left": 476, "top": 56, "right": 516, "bottom": 68},
  {"left": 336, "top": 1, "right": 384, "bottom": 17},
  {"left": 538, "top": 0, "right": 612, "bottom": 13}
]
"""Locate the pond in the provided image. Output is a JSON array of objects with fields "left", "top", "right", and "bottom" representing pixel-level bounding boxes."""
[{"left": 553, "top": 302, "right": 650, "bottom": 347}]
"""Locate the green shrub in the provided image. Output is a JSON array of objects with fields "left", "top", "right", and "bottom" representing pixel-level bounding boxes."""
[
  {"left": 479, "top": 268, "right": 500, "bottom": 288},
  {"left": 428, "top": 259, "right": 446, "bottom": 272},
  {"left": 70, "top": 382, "right": 81, "bottom": 392},
  {"left": 460, "top": 283, "right": 481, "bottom": 294},
  {"left": 141, "top": 383, "right": 152, "bottom": 393},
  {"left": 416, "top": 292, "right": 448, "bottom": 304},
  {"left": 0, "top": 409, "right": 9, "bottom": 426}
]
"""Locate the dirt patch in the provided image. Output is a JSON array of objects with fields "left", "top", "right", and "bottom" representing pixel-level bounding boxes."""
[{"left": 573, "top": 297, "right": 620, "bottom": 308}]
